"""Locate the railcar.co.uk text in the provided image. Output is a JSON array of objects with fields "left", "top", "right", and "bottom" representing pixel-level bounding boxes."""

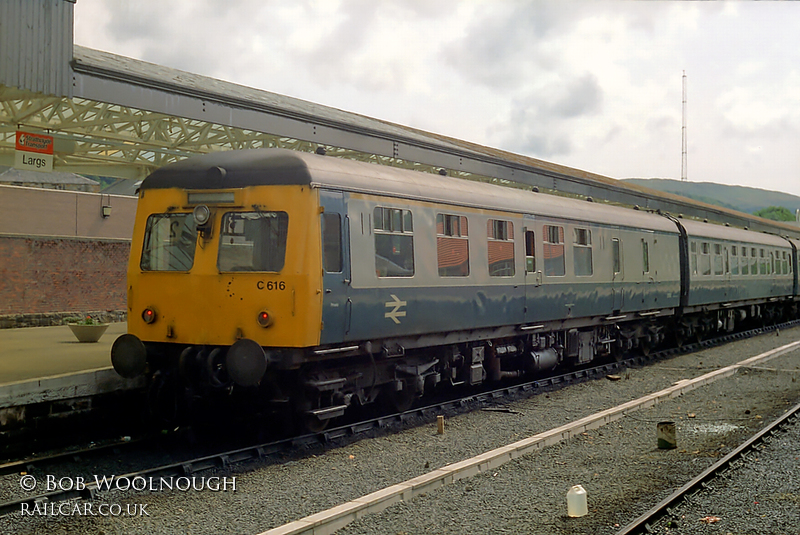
[{"left": 18, "top": 474, "right": 237, "bottom": 517}]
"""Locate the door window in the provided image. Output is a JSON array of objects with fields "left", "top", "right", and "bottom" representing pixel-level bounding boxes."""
[{"left": 321, "top": 213, "right": 342, "bottom": 273}]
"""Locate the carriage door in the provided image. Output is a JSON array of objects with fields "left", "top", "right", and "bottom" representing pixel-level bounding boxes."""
[
  {"left": 611, "top": 236, "right": 624, "bottom": 311},
  {"left": 723, "top": 245, "right": 732, "bottom": 299},
  {"left": 319, "top": 190, "right": 352, "bottom": 344},
  {"left": 523, "top": 218, "right": 542, "bottom": 323}
]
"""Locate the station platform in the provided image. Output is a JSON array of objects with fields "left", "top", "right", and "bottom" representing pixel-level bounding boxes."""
[{"left": 0, "top": 322, "right": 143, "bottom": 410}]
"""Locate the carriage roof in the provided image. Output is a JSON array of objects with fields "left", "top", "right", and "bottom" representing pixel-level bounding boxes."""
[{"left": 141, "top": 148, "right": 680, "bottom": 233}]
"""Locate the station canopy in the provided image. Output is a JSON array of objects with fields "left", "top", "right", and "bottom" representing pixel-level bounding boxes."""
[{"left": 3, "top": 46, "right": 556, "bottom": 184}]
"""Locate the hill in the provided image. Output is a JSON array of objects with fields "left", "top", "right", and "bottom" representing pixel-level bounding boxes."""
[{"left": 622, "top": 178, "right": 800, "bottom": 218}]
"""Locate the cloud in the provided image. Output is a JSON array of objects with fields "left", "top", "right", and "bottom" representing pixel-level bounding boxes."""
[
  {"left": 441, "top": 2, "right": 574, "bottom": 91},
  {"left": 488, "top": 72, "right": 603, "bottom": 158},
  {"left": 717, "top": 81, "right": 800, "bottom": 140},
  {"left": 551, "top": 73, "right": 604, "bottom": 119},
  {"left": 71, "top": 1, "right": 800, "bottom": 196}
]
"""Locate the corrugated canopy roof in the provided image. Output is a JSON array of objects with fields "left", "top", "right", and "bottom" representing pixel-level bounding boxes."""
[{"left": 0, "top": 167, "right": 97, "bottom": 186}]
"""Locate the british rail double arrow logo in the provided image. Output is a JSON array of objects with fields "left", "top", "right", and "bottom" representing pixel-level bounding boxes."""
[{"left": 384, "top": 294, "right": 407, "bottom": 324}]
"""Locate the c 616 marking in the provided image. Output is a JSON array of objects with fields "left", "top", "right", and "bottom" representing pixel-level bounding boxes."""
[{"left": 257, "top": 281, "right": 286, "bottom": 291}]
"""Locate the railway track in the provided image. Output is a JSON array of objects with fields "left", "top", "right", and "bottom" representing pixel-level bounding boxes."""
[
  {"left": 0, "top": 359, "right": 628, "bottom": 518},
  {"left": 0, "top": 437, "right": 141, "bottom": 478},
  {"left": 264, "top": 334, "right": 800, "bottom": 535},
  {"left": 617, "top": 400, "right": 800, "bottom": 535},
  {"left": 1, "top": 319, "right": 797, "bottom": 521},
  {"left": 0, "top": 389, "right": 144, "bottom": 460}
]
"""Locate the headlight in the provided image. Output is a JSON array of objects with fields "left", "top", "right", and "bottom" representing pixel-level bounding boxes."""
[{"left": 193, "top": 204, "right": 211, "bottom": 226}]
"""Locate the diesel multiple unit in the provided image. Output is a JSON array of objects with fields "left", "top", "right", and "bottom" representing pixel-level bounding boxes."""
[{"left": 111, "top": 149, "right": 800, "bottom": 429}]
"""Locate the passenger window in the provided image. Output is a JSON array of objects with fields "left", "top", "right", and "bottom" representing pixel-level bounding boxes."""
[
  {"left": 713, "top": 243, "right": 723, "bottom": 275},
  {"left": 759, "top": 249, "right": 767, "bottom": 275},
  {"left": 374, "top": 207, "right": 414, "bottom": 277},
  {"left": 487, "top": 219, "right": 515, "bottom": 277},
  {"left": 730, "top": 246, "right": 739, "bottom": 275},
  {"left": 437, "top": 214, "right": 469, "bottom": 277},
  {"left": 751, "top": 248, "right": 758, "bottom": 275},
  {"left": 700, "top": 242, "right": 711, "bottom": 276},
  {"left": 573, "top": 228, "right": 593, "bottom": 276},
  {"left": 544, "top": 225, "right": 565, "bottom": 277},
  {"left": 321, "top": 213, "right": 342, "bottom": 273},
  {"left": 525, "top": 230, "right": 536, "bottom": 273},
  {"left": 741, "top": 246, "right": 749, "bottom": 275}
]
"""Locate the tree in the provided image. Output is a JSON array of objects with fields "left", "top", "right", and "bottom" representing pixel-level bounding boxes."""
[{"left": 753, "top": 206, "right": 795, "bottom": 222}]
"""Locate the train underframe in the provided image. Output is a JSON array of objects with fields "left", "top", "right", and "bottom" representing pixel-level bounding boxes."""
[{"left": 141, "top": 299, "right": 798, "bottom": 431}]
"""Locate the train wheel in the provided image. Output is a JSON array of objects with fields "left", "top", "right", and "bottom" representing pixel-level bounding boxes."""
[
  {"left": 674, "top": 331, "right": 685, "bottom": 349},
  {"left": 694, "top": 329, "right": 705, "bottom": 344},
  {"left": 611, "top": 341, "right": 625, "bottom": 363},
  {"left": 301, "top": 413, "right": 329, "bottom": 434},
  {"left": 381, "top": 384, "right": 416, "bottom": 413},
  {"left": 292, "top": 381, "right": 333, "bottom": 433}
]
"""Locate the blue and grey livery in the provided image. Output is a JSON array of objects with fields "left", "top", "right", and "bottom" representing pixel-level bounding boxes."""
[{"left": 112, "top": 149, "right": 800, "bottom": 429}]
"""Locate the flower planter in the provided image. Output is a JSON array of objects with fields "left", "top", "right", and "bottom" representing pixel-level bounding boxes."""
[{"left": 67, "top": 323, "right": 109, "bottom": 343}]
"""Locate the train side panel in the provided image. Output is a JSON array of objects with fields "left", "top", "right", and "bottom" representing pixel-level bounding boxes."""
[
  {"left": 681, "top": 220, "right": 793, "bottom": 307},
  {"left": 335, "top": 193, "right": 680, "bottom": 344},
  {"left": 343, "top": 195, "right": 524, "bottom": 341}
]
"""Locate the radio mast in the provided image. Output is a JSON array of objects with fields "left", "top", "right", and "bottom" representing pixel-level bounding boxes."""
[{"left": 681, "top": 71, "right": 687, "bottom": 182}]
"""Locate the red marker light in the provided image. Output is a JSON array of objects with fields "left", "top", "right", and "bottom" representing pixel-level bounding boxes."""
[
  {"left": 142, "top": 308, "right": 156, "bottom": 324},
  {"left": 257, "top": 310, "right": 271, "bottom": 327}
]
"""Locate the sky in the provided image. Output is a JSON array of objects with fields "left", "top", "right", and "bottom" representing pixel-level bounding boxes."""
[{"left": 73, "top": 1, "right": 800, "bottom": 196}]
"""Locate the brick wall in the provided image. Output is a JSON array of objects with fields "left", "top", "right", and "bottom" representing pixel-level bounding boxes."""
[
  {"left": 0, "top": 235, "right": 130, "bottom": 327},
  {"left": 0, "top": 185, "right": 137, "bottom": 327}
]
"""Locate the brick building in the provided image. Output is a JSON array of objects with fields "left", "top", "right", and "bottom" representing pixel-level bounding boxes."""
[{"left": 0, "top": 184, "right": 137, "bottom": 327}]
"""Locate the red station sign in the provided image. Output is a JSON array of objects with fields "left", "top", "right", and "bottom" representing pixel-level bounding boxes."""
[{"left": 15, "top": 131, "right": 54, "bottom": 154}]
